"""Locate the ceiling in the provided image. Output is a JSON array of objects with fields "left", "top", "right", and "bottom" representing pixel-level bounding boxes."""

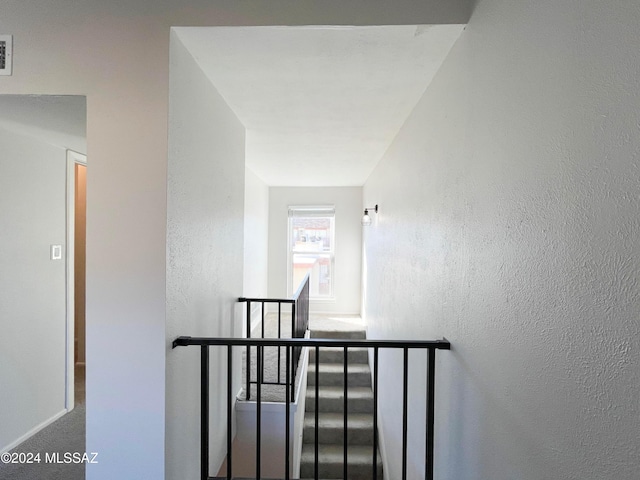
[
  {"left": 0, "top": 95, "right": 86, "bottom": 154},
  {"left": 175, "top": 25, "right": 464, "bottom": 187}
]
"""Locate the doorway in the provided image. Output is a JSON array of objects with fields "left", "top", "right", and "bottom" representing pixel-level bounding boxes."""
[{"left": 67, "top": 150, "right": 87, "bottom": 409}]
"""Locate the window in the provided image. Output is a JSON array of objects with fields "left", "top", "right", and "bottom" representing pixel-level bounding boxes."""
[{"left": 288, "top": 206, "right": 335, "bottom": 299}]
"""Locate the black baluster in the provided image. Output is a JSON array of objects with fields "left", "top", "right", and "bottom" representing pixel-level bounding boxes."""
[
  {"left": 256, "top": 345, "right": 262, "bottom": 480},
  {"left": 226, "top": 345, "right": 233, "bottom": 479},
  {"left": 373, "top": 347, "right": 379, "bottom": 480},
  {"left": 246, "top": 301, "right": 251, "bottom": 401},
  {"left": 344, "top": 346, "right": 348, "bottom": 479},
  {"left": 285, "top": 345, "right": 291, "bottom": 480},
  {"left": 201, "top": 345, "right": 209, "bottom": 480},
  {"left": 426, "top": 348, "right": 436, "bottom": 480},
  {"left": 402, "top": 347, "right": 408, "bottom": 480},
  {"left": 315, "top": 345, "right": 319, "bottom": 480}
]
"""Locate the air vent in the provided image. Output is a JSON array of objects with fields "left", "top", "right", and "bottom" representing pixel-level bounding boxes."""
[{"left": 0, "top": 35, "right": 13, "bottom": 76}]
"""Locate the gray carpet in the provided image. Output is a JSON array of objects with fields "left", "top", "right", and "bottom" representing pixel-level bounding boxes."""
[
  {"left": 240, "top": 311, "right": 305, "bottom": 402},
  {"left": 0, "top": 365, "right": 85, "bottom": 480}
]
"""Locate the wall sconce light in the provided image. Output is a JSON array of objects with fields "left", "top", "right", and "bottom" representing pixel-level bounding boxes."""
[{"left": 361, "top": 204, "right": 378, "bottom": 226}]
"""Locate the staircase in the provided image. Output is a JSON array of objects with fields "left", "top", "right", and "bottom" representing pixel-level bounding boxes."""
[{"left": 300, "top": 328, "right": 383, "bottom": 479}]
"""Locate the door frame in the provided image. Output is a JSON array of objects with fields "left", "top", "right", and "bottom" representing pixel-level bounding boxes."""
[{"left": 66, "top": 150, "right": 87, "bottom": 410}]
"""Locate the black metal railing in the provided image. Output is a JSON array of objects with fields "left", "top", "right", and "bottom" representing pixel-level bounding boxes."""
[
  {"left": 172, "top": 335, "right": 451, "bottom": 480},
  {"left": 238, "top": 273, "right": 310, "bottom": 402}
]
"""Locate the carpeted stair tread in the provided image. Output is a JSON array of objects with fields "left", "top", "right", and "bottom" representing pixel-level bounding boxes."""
[
  {"left": 300, "top": 444, "right": 383, "bottom": 479},
  {"left": 307, "top": 363, "right": 371, "bottom": 387},
  {"left": 302, "top": 326, "right": 382, "bottom": 480},
  {"left": 310, "top": 329, "right": 367, "bottom": 340},
  {"left": 305, "top": 385, "right": 374, "bottom": 413},
  {"left": 303, "top": 412, "right": 375, "bottom": 444},
  {"left": 309, "top": 346, "right": 369, "bottom": 364}
]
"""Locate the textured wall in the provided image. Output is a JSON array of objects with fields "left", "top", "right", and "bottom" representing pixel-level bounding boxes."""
[
  {"left": 363, "top": 0, "right": 640, "bottom": 479},
  {"left": 166, "top": 32, "right": 245, "bottom": 480},
  {"left": 0, "top": 128, "right": 67, "bottom": 452},
  {"left": 243, "top": 168, "right": 270, "bottom": 299},
  {"left": 268, "top": 187, "right": 363, "bottom": 314}
]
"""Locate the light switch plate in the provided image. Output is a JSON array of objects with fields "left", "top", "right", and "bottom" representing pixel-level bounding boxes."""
[
  {"left": 51, "top": 245, "right": 62, "bottom": 260},
  {"left": 0, "top": 35, "right": 13, "bottom": 76}
]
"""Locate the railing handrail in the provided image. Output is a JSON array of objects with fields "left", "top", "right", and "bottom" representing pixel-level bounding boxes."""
[
  {"left": 291, "top": 271, "right": 311, "bottom": 301},
  {"left": 236, "top": 273, "right": 311, "bottom": 403},
  {"left": 173, "top": 333, "right": 450, "bottom": 480},
  {"left": 238, "top": 297, "right": 295, "bottom": 304},
  {"left": 173, "top": 335, "right": 451, "bottom": 350},
  {"left": 238, "top": 272, "right": 311, "bottom": 304}
]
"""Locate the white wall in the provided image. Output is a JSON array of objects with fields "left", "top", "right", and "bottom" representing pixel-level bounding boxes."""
[
  {"left": 0, "top": 1, "right": 471, "bottom": 477},
  {"left": 243, "top": 168, "right": 270, "bottom": 330},
  {"left": 0, "top": 95, "right": 86, "bottom": 155},
  {"left": 0, "top": 128, "right": 68, "bottom": 452},
  {"left": 269, "top": 187, "right": 362, "bottom": 314},
  {"left": 243, "top": 168, "right": 270, "bottom": 299},
  {"left": 166, "top": 31, "right": 245, "bottom": 480},
  {"left": 363, "top": 0, "right": 640, "bottom": 479}
]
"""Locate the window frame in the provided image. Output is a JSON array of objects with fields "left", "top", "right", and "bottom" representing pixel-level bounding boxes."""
[{"left": 287, "top": 205, "right": 336, "bottom": 301}]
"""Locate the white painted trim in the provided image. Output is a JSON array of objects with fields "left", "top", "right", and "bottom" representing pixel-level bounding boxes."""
[
  {"left": 378, "top": 425, "right": 389, "bottom": 480},
  {"left": 65, "top": 150, "right": 87, "bottom": 411},
  {"left": 292, "top": 342, "right": 309, "bottom": 478},
  {"left": 250, "top": 304, "right": 261, "bottom": 332},
  {"left": 0, "top": 409, "right": 68, "bottom": 454}
]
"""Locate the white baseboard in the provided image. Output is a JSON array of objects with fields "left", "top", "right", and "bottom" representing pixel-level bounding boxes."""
[
  {"left": 378, "top": 422, "right": 390, "bottom": 480},
  {"left": 1, "top": 408, "right": 68, "bottom": 454}
]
